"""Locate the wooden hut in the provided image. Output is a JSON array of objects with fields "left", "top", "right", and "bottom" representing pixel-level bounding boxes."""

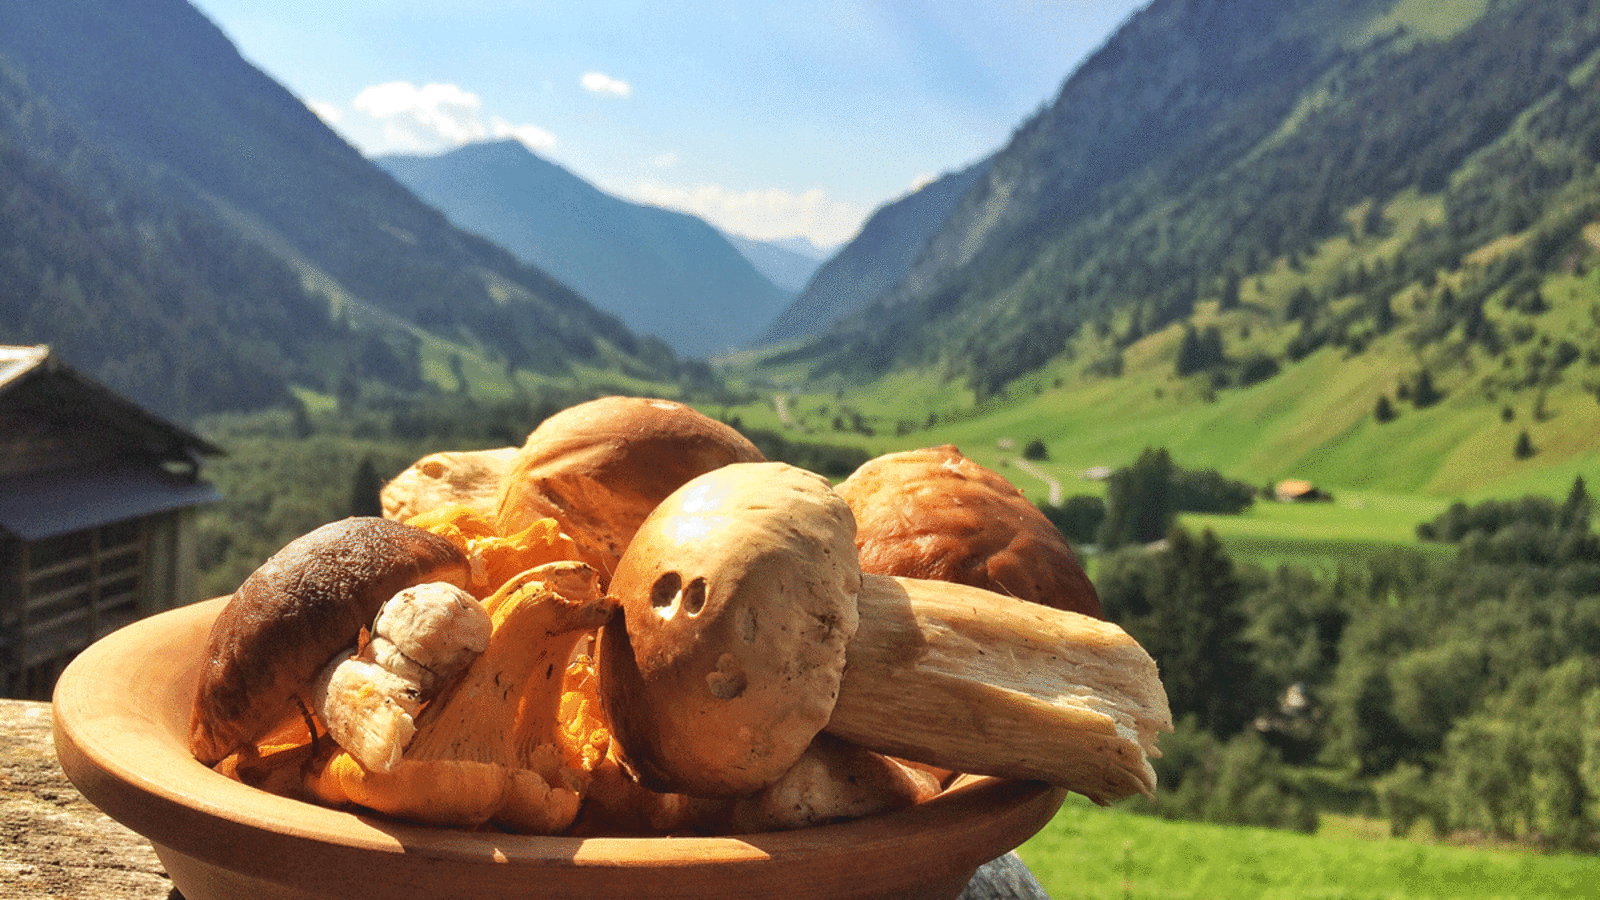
[{"left": 0, "top": 346, "right": 221, "bottom": 699}]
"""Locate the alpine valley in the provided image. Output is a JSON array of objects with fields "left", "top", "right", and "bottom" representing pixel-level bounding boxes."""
[
  {"left": 4, "top": 0, "right": 1600, "bottom": 503},
  {"left": 744, "top": 0, "right": 1600, "bottom": 498}
]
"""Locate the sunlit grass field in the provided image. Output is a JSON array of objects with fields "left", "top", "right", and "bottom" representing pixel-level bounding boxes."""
[
  {"left": 1018, "top": 797, "right": 1600, "bottom": 900},
  {"left": 1180, "top": 490, "right": 1455, "bottom": 571}
]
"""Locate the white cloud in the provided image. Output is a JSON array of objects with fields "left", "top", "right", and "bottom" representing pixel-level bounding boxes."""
[
  {"left": 648, "top": 152, "right": 680, "bottom": 169},
  {"left": 581, "top": 71, "right": 632, "bottom": 98},
  {"left": 306, "top": 99, "right": 342, "bottom": 126},
  {"left": 491, "top": 119, "right": 558, "bottom": 152},
  {"left": 349, "top": 81, "right": 556, "bottom": 153},
  {"left": 623, "top": 180, "right": 866, "bottom": 247}
]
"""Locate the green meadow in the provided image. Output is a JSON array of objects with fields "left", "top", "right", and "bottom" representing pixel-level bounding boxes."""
[{"left": 1018, "top": 798, "right": 1600, "bottom": 900}]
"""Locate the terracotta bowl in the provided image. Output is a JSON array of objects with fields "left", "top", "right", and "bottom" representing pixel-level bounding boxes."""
[{"left": 53, "top": 597, "right": 1067, "bottom": 900}]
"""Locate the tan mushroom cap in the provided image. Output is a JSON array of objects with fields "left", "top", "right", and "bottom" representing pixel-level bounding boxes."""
[
  {"left": 381, "top": 446, "right": 518, "bottom": 521},
  {"left": 495, "top": 396, "right": 765, "bottom": 582},
  {"left": 836, "top": 445, "right": 1102, "bottom": 618},
  {"left": 597, "top": 462, "right": 861, "bottom": 798}
]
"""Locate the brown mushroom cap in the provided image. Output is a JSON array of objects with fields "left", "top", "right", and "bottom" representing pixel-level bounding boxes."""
[
  {"left": 836, "top": 445, "right": 1102, "bottom": 618},
  {"left": 189, "top": 517, "right": 470, "bottom": 765},
  {"left": 495, "top": 396, "right": 765, "bottom": 581},
  {"left": 596, "top": 462, "right": 860, "bottom": 798}
]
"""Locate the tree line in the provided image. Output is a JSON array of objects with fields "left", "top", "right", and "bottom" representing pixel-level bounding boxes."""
[{"left": 1074, "top": 471, "right": 1600, "bottom": 848}]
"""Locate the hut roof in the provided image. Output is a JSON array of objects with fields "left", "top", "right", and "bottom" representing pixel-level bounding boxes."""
[{"left": 0, "top": 346, "right": 223, "bottom": 540}]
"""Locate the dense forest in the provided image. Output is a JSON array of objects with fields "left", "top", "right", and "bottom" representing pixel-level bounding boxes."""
[
  {"left": 1064, "top": 451, "right": 1600, "bottom": 849},
  {"left": 0, "top": 55, "right": 330, "bottom": 415}
]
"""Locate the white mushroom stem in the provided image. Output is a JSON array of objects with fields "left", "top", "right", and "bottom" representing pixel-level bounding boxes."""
[
  {"left": 824, "top": 574, "right": 1171, "bottom": 804},
  {"left": 312, "top": 582, "right": 492, "bottom": 773}
]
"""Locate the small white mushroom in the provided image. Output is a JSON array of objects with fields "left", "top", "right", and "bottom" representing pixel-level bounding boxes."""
[{"left": 312, "top": 581, "right": 492, "bottom": 773}]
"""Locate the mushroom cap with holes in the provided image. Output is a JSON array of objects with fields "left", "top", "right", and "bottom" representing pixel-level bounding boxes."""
[{"left": 597, "top": 462, "right": 861, "bottom": 798}]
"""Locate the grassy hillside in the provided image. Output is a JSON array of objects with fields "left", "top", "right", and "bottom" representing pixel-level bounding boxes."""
[{"left": 726, "top": 168, "right": 1600, "bottom": 511}]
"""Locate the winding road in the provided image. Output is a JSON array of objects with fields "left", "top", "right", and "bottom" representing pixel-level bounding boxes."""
[{"left": 1010, "top": 456, "right": 1063, "bottom": 506}]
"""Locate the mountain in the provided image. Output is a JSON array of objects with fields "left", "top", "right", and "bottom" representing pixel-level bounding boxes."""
[
  {"left": 755, "top": 157, "right": 990, "bottom": 347},
  {"left": 721, "top": 233, "right": 828, "bottom": 295},
  {"left": 375, "top": 140, "right": 791, "bottom": 359},
  {"left": 776, "top": 0, "right": 1600, "bottom": 414},
  {"left": 0, "top": 0, "right": 673, "bottom": 421}
]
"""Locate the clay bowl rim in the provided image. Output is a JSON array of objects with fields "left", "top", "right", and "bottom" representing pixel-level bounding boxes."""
[{"left": 52, "top": 596, "right": 1067, "bottom": 897}]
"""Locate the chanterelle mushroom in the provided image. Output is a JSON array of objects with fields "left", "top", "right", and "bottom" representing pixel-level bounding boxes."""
[
  {"left": 597, "top": 462, "right": 860, "bottom": 797},
  {"left": 597, "top": 462, "right": 1171, "bottom": 804},
  {"left": 307, "top": 561, "right": 616, "bottom": 832}
]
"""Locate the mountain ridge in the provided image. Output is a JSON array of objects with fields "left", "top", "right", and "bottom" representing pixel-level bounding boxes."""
[
  {"left": 755, "top": 156, "right": 991, "bottom": 348},
  {"left": 0, "top": 0, "right": 675, "bottom": 420},
  {"left": 733, "top": 0, "right": 1600, "bottom": 493},
  {"left": 375, "top": 139, "right": 791, "bottom": 359}
]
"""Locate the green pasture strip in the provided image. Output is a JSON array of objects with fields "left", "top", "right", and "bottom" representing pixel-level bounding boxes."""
[
  {"left": 1179, "top": 491, "right": 1454, "bottom": 569},
  {"left": 1018, "top": 798, "right": 1600, "bottom": 900}
]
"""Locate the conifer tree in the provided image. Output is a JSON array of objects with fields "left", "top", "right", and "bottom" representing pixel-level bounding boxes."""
[
  {"left": 1561, "top": 475, "right": 1592, "bottom": 529},
  {"left": 1513, "top": 430, "right": 1536, "bottom": 459},
  {"left": 1099, "top": 447, "right": 1176, "bottom": 549},
  {"left": 349, "top": 456, "right": 384, "bottom": 517}
]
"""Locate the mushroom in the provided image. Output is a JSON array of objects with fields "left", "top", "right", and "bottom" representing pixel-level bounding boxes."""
[
  {"left": 189, "top": 517, "right": 471, "bottom": 766},
  {"left": 837, "top": 445, "right": 1102, "bottom": 618},
  {"left": 381, "top": 446, "right": 519, "bottom": 521},
  {"left": 307, "top": 561, "right": 616, "bottom": 832},
  {"left": 495, "top": 396, "right": 766, "bottom": 582},
  {"left": 402, "top": 502, "right": 583, "bottom": 598},
  {"left": 726, "top": 733, "right": 941, "bottom": 833},
  {"left": 311, "top": 581, "right": 493, "bottom": 773},
  {"left": 597, "top": 462, "right": 1170, "bottom": 804},
  {"left": 596, "top": 462, "right": 859, "bottom": 798}
]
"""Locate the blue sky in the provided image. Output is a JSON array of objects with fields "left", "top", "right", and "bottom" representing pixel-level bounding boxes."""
[{"left": 190, "top": 1, "right": 1147, "bottom": 247}]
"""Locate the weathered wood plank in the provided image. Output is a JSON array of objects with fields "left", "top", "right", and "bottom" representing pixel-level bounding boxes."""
[{"left": 0, "top": 699, "right": 172, "bottom": 900}]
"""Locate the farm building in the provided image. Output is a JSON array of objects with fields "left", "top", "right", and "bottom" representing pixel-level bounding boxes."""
[
  {"left": 1275, "top": 479, "right": 1332, "bottom": 503},
  {"left": 0, "top": 345, "right": 221, "bottom": 699}
]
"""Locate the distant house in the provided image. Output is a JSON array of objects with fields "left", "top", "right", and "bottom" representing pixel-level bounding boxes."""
[
  {"left": 0, "top": 346, "right": 222, "bottom": 699},
  {"left": 1275, "top": 479, "right": 1332, "bottom": 503}
]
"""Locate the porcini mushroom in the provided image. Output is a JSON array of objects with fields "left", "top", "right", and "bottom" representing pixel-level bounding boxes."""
[
  {"left": 727, "top": 733, "right": 941, "bottom": 833},
  {"left": 597, "top": 462, "right": 1171, "bottom": 804},
  {"left": 495, "top": 396, "right": 765, "bottom": 581},
  {"left": 837, "top": 445, "right": 1102, "bottom": 618},
  {"left": 190, "top": 517, "right": 471, "bottom": 766},
  {"left": 381, "top": 446, "right": 519, "bottom": 521},
  {"left": 597, "top": 462, "right": 860, "bottom": 797}
]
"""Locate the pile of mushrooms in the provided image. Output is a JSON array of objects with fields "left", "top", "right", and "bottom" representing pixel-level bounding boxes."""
[{"left": 188, "top": 396, "right": 1170, "bottom": 835}]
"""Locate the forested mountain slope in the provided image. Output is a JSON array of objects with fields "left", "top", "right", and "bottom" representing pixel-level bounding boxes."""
[
  {"left": 756, "top": 157, "right": 990, "bottom": 347},
  {"left": 780, "top": 0, "right": 1600, "bottom": 407},
  {"left": 0, "top": 0, "right": 672, "bottom": 420}
]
